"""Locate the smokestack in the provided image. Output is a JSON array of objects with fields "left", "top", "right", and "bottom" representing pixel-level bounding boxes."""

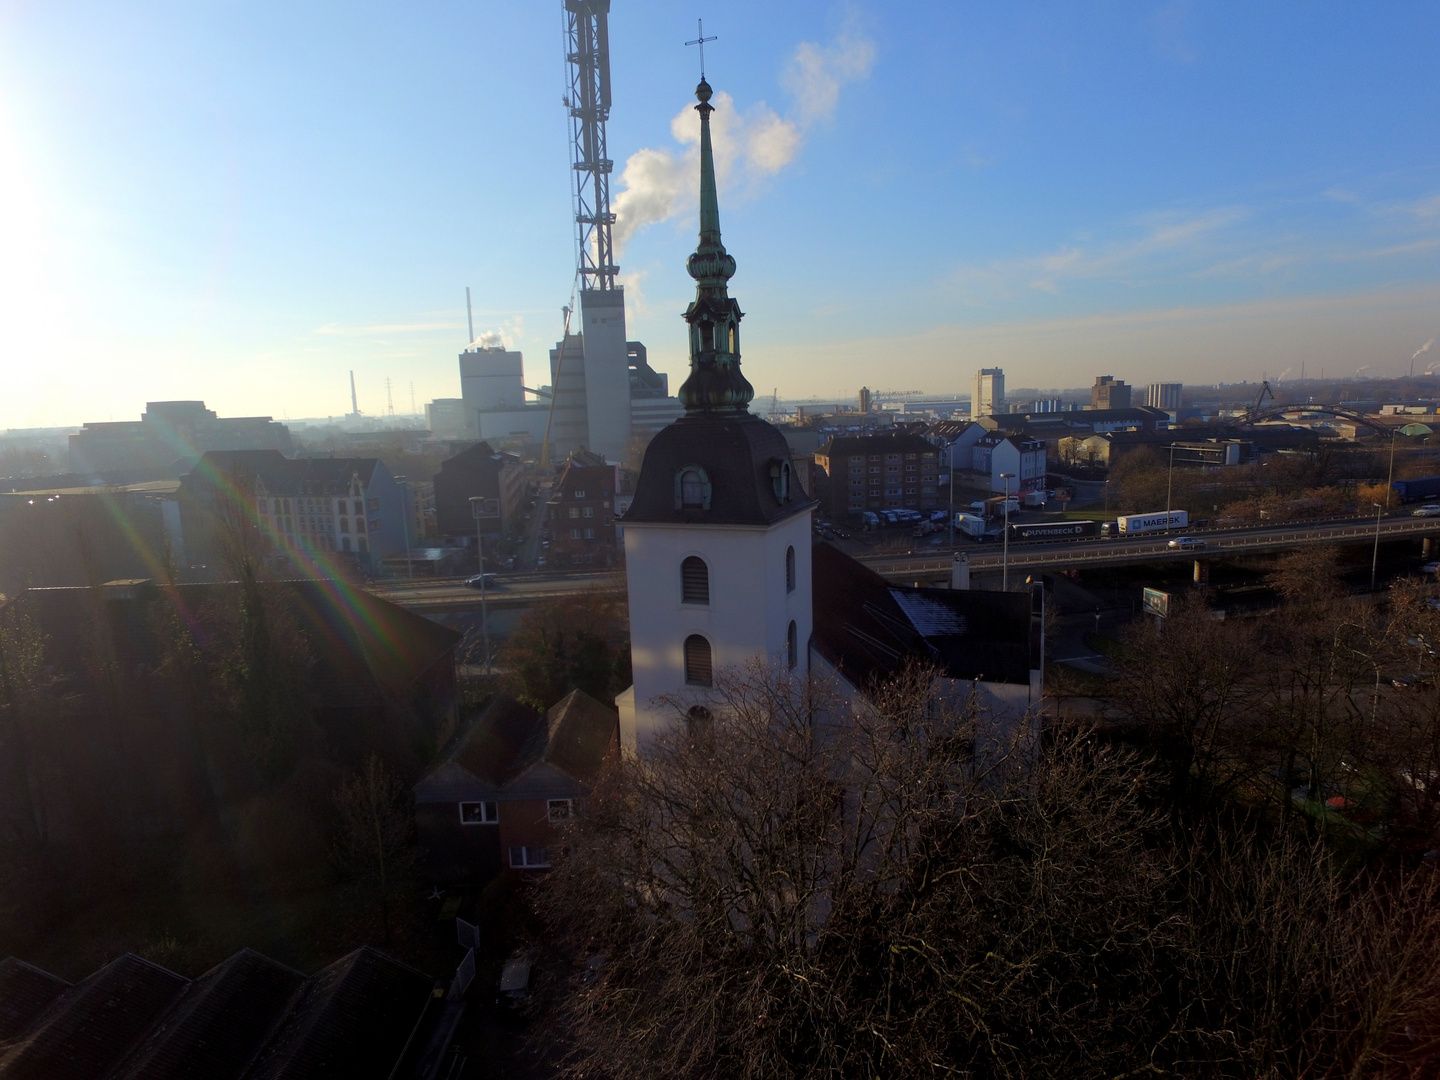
[
  {"left": 350, "top": 370, "right": 359, "bottom": 416},
  {"left": 466, "top": 287, "right": 475, "bottom": 346}
]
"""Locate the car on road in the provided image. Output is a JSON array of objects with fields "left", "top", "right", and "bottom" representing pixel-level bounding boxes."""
[
  {"left": 463, "top": 573, "right": 498, "bottom": 589},
  {"left": 1413, "top": 505, "right": 1440, "bottom": 517},
  {"left": 1422, "top": 561, "right": 1440, "bottom": 574},
  {"left": 1167, "top": 536, "right": 1206, "bottom": 550}
]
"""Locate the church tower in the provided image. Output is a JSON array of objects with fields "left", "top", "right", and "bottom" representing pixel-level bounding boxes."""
[{"left": 615, "top": 77, "right": 813, "bottom": 753}]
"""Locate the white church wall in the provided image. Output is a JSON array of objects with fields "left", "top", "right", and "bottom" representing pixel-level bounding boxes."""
[{"left": 620, "top": 511, "right": 812, "bottom": 750}]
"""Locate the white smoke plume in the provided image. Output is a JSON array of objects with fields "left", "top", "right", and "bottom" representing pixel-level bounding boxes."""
[
  {"left": 471, "top": 331, "right": 505, "bottom": 349},
  {"left": 611, "top": 24, "right": 875, "bottom": 255},
  {"left": 1414, "top": 338, "right": 1435, "bottom": 360},
  {"left": 1275, "top": 366, "right": 1293, "bottom": 381}
]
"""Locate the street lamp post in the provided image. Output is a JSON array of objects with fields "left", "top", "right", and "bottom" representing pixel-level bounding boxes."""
[
  {"left": 1165, "top": 444, "right": 1177, "bottom": 532},
  {"left": 468, "top": 497, "right": 492, "bottom": 676},
  {"left": 948, "top": 449, "right": 955, "bottom": 553},
  {"left": 1387, "top": 430, "right": 1398, "bottom": 510},
  {"left": 1001, "top": 471, "right": 1014, "bottom": 592},
  {"left": 395, "top": 475, "right": 413, "bottom": 580},
  {"left": 1371, "top": 502, "right": 1384, "bottom": 591}
]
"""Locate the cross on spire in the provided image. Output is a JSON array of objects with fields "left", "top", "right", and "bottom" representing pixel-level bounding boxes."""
[{"left": 685, "top": 19, "right": 717, "bottom": 80}]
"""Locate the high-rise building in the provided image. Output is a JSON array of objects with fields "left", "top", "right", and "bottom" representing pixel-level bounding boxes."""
[
  {"left": 1147, "top": 382, "right": 1183, "bottom": 409},
  {"left": 971, "top": 368, "right": 1005, "bottom": 417},
  {"left": 1090, "top": 375, "right": 1132, "bottom": 410}
]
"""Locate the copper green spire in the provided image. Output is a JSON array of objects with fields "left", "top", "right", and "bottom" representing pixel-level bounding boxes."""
[{"left": 678, "top": 78, "right": 753, "bottom": 415}]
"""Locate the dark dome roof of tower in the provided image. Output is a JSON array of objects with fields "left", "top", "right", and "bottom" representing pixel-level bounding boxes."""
[{"left": 623, "top": 413, "right": 812, "bottom": 527}]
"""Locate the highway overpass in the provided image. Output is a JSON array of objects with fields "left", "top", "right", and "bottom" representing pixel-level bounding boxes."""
[
  {"left": 367, "top": 515, "right": 1440, "bottom": 611},
  {"left": 866, "top": 514, "right": 1440, "bottom": 581}
]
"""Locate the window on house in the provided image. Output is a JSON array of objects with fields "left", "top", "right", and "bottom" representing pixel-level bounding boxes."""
[
  {"left": 459, "top": 801, "right": 498, "bottom": 824},
  {"left": 570, "top": 528, "right": 581, "bottom": 539},
  {"left": 681, "top": 557, "right": 710, "bottom": 604},
  {"left": 684, "top": 635, "right": 713, "bottom": 686},
  {"left": 509, "top": 846, "right": 550, "bottom": 869},
  {"left": 547, "top": 799, "right": 573, "bottom": 822},
  {"left": 583, "top": 506, "right": 594, "bottom": 518},
  {"left": 368, "top": 497, "right": 379, "bottom": 510},
  {"left": 353, "top": 500, "right": 363, "bottom": 515},
  {"left": 787, "top": 620, "right": 798, "bottom": 670},
  {"left": 569, "top": 507, "right": 580, "bottom": 519},
  {"left": 574, "top": 489, "right": 585, "bottom": 499},
  {"left": 785, "top": 546, "right": 795, "bottom": 593},
  {"left": 339, "top": 518, "right": 349, "bottom": 533}
]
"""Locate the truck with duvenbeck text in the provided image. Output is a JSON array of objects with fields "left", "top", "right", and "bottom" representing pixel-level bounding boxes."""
[
  {"left": 1007, "top": 520, "right": 1100, "bottom": 542},
  {"left": 1116, "top": 510, "right": 1189, "bottom": 536}
]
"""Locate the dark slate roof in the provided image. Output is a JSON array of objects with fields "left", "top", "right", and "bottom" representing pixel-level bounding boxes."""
[
  {"left": 0, "top": 948, "right": 432, "bottom": 1080},
  {"left": 624, "top": 413, "right": 812, "bottom": 527},
  {"left": 540, "top": 689, "right": 618, "bottom": 783},
  {"left": 443, "top": 689, "right": 616, "bottom": 789},
  {"left": 112, "top": 949, "right": 305, "bottom": 1080},
  {"left": 815, "top": 431, "right": 939, "bottom": 459},
  {"left": 183, "top": 451, "right": 382, "bottom": 496},
  {"left": 0, "top": 953, "right": 187, "bottom": 1080},
  {"left": 241, "top": 947, "right": 432, "bottom": 1080},
  {"left": 0, "top": 960, "right": 67, "bottom": 1042},
  {"left": 450, "top": 694, "right": 544, "bottom": 785},
  {"left": 811, "top": 542, "right": 1033, "bottom": 689}
]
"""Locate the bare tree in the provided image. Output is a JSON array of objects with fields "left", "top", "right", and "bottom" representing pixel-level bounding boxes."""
[
  {"left": 536, "top": 663, "right": 1440, "bottom": 1079},
  {"left": 1115, "top": 592, "right": 1260, "bottom": 808},
  {"left": 332, "top": 754, "right": 416, "bottom": 945}
]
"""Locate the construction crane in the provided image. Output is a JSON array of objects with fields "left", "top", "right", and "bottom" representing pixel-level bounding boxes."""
[
  {"left": 1246, "top": 379, "right": 1275, "bottom": 422},
  {"left": 562, "top": 0, "right": 618, "bottom": 291},
  {"left": 770, "top": 388, "right": 779, "bottom": 417}
]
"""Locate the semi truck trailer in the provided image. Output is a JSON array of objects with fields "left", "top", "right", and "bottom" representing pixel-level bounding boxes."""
[{"left": 1116, "top": 510, "right": 1189, "bottom": 536}]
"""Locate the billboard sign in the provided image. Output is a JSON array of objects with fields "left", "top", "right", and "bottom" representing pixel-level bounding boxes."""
[{"left": 1142, "top": 588, "right": 1170, "bottom": 618}]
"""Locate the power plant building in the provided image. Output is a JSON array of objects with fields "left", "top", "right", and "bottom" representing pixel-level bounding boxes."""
[
  {"left": 972, "top": 368, "right": 1005, "bottom": 417},
  {"left": 1147, "top": 382, "right": 1183, "bottom": 409}
]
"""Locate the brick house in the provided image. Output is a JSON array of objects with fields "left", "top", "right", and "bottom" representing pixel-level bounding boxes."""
[
  {"left": 812, "top": 431, "right": 940, "bottom": 520},
  {"left": 546, "top": 451, "right": 620, "bottom": 566},
  {"left": 414, "top": 689, "right": 619, "bottom": 884}
]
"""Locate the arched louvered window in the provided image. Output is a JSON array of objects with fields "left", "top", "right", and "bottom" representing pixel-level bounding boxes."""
[
  {"left": 684, "top": 635, "right": 713, "bottom": 687},
  {"left": 787, "top": 620, "right": 798, "bottom": 670},
  {"left": 681, "top": 556, "right": 710, "bottom": 605},
  {"left": 785, "top": 545, "right": 796, "bottom": 592}
]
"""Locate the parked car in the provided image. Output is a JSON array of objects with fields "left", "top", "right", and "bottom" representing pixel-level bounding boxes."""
[
  {"left": 1167, "top": 536, "right": 1206, "bottom": 550},
  {"left": 1413, "top": 505, "right": 1440, "bottom": 517}
]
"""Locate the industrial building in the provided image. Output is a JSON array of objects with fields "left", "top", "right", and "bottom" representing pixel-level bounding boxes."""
[
  {"left": 1090, "top": 375, "right": 1133, "bottom": 410},
  {"left": 972, "top": 368, "right": 1005, "bottom": 417},
  {"left": 1147, "top": 382, "right": 1184, "bottom": 409},
  {"left": 68, "top": 401, "right": 292, "bottom": 478}
]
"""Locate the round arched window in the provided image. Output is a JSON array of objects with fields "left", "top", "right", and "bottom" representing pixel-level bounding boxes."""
[
  {"left": 785, "top": 545, "right": 796, "bottom": 593},
  {"left": 787, "top": 620, "right": 798, "bottom": 670},
  {"left": 681, "top": 556, "right": 710, "bottom": 605}
]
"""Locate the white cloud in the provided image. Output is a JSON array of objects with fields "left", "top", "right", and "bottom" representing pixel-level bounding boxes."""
[{"left": 610, "top": 23, "right": 875, "bottom": 256}]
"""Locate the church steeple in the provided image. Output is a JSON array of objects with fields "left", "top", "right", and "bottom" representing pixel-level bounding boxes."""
[{"left": 678, "top": 78, "right": 754, "bottom": 415}]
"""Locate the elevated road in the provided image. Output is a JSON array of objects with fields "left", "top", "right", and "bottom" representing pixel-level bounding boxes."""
[
  {"left": 366, "top": 516, "right": 1440, "bottom": 611},
  {"left": 369, "top": 569, "right": 623, "bottom": 611},
  {"left": 867, "top": 514, "right": 1440, "bottom": 580}
]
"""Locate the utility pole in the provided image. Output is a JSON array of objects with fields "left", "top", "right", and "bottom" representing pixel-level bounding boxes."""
[
  {"left": 469, "top": 498, "right": 492, "bottom": 676},
  {"left": 1371, "top": 503, "right": 1384, "bottom": 591},
  {"left": 1001, "top": 472, "right": 1014, "bottom": 592}
]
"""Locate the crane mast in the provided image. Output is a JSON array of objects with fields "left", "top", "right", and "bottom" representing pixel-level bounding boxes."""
[{"left": 564, "top": 0, "right": 618, "bottom": 291}]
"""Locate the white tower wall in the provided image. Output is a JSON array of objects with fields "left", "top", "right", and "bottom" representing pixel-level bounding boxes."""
[{"left": 617, "top": 509, "right": 813, "bottom": 753}]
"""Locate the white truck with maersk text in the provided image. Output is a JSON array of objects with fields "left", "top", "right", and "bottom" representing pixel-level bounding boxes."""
[{"left": 1116, "top": 510, "right": 1189, "bottom": 536}]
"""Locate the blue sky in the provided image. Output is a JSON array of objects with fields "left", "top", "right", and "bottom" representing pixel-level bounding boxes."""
[{"left": 2, "top": 1, "right": 1438, "bottom": 428}]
